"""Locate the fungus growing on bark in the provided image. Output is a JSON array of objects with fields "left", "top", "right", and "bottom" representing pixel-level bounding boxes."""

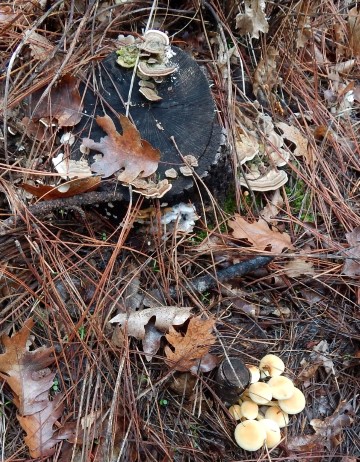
[{"left": 240, "top": 165, "right": 288, "bottom": 191}]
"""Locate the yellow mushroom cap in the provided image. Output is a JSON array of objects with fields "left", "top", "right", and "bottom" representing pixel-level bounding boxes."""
[
  {"left": 229, "top": 404, "right": 242, "bottom": 420},
  {"left": 241, "top": 401, "right": 259, "bottom": 420},
  {"left": 247, "top": 365, "right": 261, "bottom": 383},
  {"left": 268, "top": 376, "right": 295, "bottom": 400},
  {"left": 264, "top": 406, "right": 289, "bottom": 428},
  {"left": 278, "top": 387, "right": 306, "bottom": 414},
  {"left": 259, "top": 354, "right": 285, "bottom": 377},
  {"left": 234, "top": 420, "right": 267, "bottom": 451},
  {"left": 248, "top": 382, "right": 273, "bottom": 404},
  {"left": 258, "top": 419, "right": 282, "bottom": 448},
  {"left": 238, "top": 388, "right": 252, "bottom": 404}
]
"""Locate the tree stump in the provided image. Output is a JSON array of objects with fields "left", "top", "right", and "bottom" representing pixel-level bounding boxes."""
[{"left": 72, "top": 47, "right": 226, "bottom": 205}]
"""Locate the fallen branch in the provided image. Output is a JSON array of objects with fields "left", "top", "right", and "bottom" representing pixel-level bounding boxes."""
[{"left": 0, "top": 190, "right": 124, "bottom": 235}]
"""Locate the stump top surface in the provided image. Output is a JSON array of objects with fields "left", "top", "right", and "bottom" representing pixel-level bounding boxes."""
[{"left": 72, "top": 47, "right": 221, "bottom": 199}]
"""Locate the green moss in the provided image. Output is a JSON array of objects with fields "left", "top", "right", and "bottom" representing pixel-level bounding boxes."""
[
  {"left": 285, "top": 179, "right": 315, "bottom": 222},
  {"left": 222, "top": 188, "right": 237, "bottom": 215}
]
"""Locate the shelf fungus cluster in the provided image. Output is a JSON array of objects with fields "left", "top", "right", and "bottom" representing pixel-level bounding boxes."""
[
  {"left": 228, "top": 354, "right": 306, "bottom": 452},
  {"left": 116, "top": 30, "right": 176, "bottom": 101},
  {"left": 235, "top": 110, "right": 292, "bottom": 191}
]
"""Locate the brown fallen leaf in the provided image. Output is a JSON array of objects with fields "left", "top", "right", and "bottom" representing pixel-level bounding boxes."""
[
  {"left": 235, "top": 0, "right": 269, "bottom": 39},
  {"left": 310, "top": 400, "right": 355, "bottom": 450},
  {"left": 0, "top": 318, "right": 56, "bottom": 415},
  {"left": 17, "top": 394, "right": 65, "bottom": 458},
  {"left": 109, "top": 306, "right": 192, "bottom": 339},
  {"left": 348, "top": 7, "right": 360, "bottom": 57},
  {"left": 342, "top": 226, "right": 360, "bottom": 276},
  {"left": 228, "top": 214, "right": 294, "bottom": 253},
  {"left": 0, "top": 319, "right": 70, "bottom": 457},
  {"left": 27, "top": 30, "right": 55, "bottom": 61},
  {"left": 30, "top": 74, "right": 83, "bottom": 127},
  {"left": 276, "top": 122, "right": 312, "bottom": 163},
  {"left": 110, "top": 306, "right": 192, "bottom": 361},
  {"left": 283, "top": 259, "right": 315, "bottom": 278},
  {"left": 165, "top": 316, "right": 216, "bottom": 372},
  {"left": 20, "top": 177, "right": 100, "bottom": 200},
  {"left": 82, "top": 114, "right": 160, "bottom": 181}
]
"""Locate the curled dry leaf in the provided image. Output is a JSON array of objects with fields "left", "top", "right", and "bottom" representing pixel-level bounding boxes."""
[
  {"left": 30, "top": 74, "right": 83, "bottom": 127},
  {"left": 20, "top": 176, "right": 100, "bottom": 200},
  {"left": 109, "top": 306, "right": 192, "bottom": 339},
  {"left": 0, "top": 319, "right": 70, "bottom": 457},
  {"left": 235, "top": 0, "right": 269, "bottom": 39},
  {"left": 276, "top": 122, "right": 312, "bottom": 163},
  {"left": 310, "top": 401, "right": 355, "bottom": 450},
  {"left": 26, "top": 30, "right": 55, "bottom": 61},
  {"left": 348, "top": 7, "right": 360, "bottom": 57},
  {"left": 228, "top": 214, "right": 294, "bottom": 253},
  {"left": 82, "top": 114, "right": 160, "bottom": 182},
  {"left": 283, "top": 259, "right": 315, "bottom": 278},
  {"left": 165, "top": 316, "right": 216, "bottom": 372},
  {"left": 342, "top": 226, "right": 360, "bottom": 276},
  {"left": 253, "top": 46, "right": 279, "bottom": 97},
  {"left": 110, "top": 307, "right": 192, "bottom": 361}
]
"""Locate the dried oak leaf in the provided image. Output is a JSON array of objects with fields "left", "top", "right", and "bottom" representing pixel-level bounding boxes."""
[
  {"left": 0, "top": 318, "right": 56, "bottom": 415},
  {"left": 20, "top": 176, "right": 100, "bottom": 200},
  {"left": 342, "top": 226, "right": 360, "bottom": 276},
  {"left": 110, "top": 307, "right": 192, "bottom": 360},
  {"left": 17, "top": 394, "right": 65, "bottom": 458},
  {"left": 82, "top": 114, "right": 160, "bottom": 181},
  {"left": 276, "top": 122, "right": 312, "bottom": 163},
  {"left": 109, "top": 306, "right": 192, "bottom": 339},
  {"left": 30, "top": 74, "right": 83, "bottom": 127},
  {"left": 235, "top": 0, "right": 269, "bottom": 39},
  {"left": 165, "top": 316, "right": 216, "bottom": 372},
  {"left": 348, "top": 7, "right": 360, "bottom": 57},
  {"left": 310, "top": 400, "right": 355, "bottom": 450},
  {"left": 0, "top": 318, "right": 70, "bottom": 458},
  {"left": 228, "top": 214, "right": 294, "bottom": 253}
]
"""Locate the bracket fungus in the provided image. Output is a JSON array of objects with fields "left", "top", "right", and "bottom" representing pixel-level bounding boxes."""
[
  {"left": 240, "top": 165, "right": 288, "bottom": 191},
  {"left": 73, "top": 42, "right": 221, "bottom": 202}
]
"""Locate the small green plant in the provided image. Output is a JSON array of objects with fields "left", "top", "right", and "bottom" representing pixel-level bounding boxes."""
[
  {"left": 159, "top": 398, "right": 168, "bottom": 407},
  {"left": 151, "top": 259, "right": 160, "bottom": 272},
  {"left": 285, "top": 179, "right": 315, "bottom": 222},
  {"left": 201, "top": 291, "right": 211, "bottom": 305},
  {"left": 0, "top": 400, "right": 11, "bottom": 415},
  {"left": 52, "top": 378, "right": 59, "bottom": 392},
  {"left": 78, "top": 325, "right": 86, "bottom": 340}
]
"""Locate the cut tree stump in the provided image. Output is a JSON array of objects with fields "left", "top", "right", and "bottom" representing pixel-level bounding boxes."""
[{"left": 72, "top": 47, "right": 226, "bottom": 204}]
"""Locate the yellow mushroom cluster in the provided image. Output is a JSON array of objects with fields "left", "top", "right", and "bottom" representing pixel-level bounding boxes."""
[{"left": 229, "top": 354, "right": 306, "bottom": 452}]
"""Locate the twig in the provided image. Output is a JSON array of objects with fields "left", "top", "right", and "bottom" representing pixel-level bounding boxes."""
[{"left": 0, "top": 190, "right": 124, "bottom": 235}]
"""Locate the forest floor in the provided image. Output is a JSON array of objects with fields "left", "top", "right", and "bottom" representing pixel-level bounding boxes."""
[{"left": 0, "top": 1, "right": 359, "bottom": 461}]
